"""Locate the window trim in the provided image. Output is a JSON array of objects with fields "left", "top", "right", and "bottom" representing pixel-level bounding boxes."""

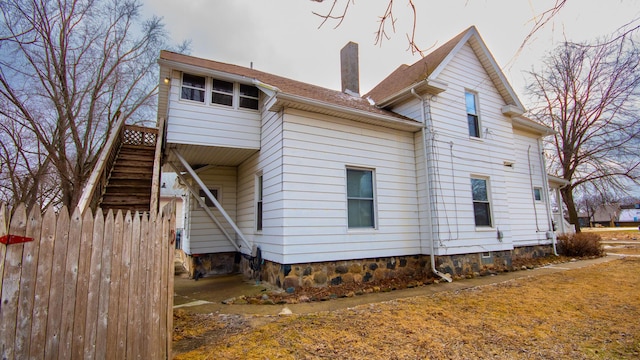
[
  {"left": 471, "top": 176, "right": 493, "bottom": 228},
  {"left": 346, "top": 167, "right": 377, "bottom": 230},
  {"left": 180, "top": 73, "right": 206, "bottom": 103},
  {"left": 465, "top": 90, "right": 481, "bottom": 138},
  {"left": 533, "top": 187, "right": 543, "bottom": 202},
  {"left": 179, "top": 72, "right": 260, "bottom": 111}
]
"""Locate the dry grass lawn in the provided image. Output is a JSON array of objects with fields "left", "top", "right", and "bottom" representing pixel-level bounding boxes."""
[{"left": 174, "top": 257, "right": 640, "bottom": 359}]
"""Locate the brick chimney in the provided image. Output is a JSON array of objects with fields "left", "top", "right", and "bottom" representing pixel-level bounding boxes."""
[{"left": 340, "top": 42, "right": 359, "bottom": 96}]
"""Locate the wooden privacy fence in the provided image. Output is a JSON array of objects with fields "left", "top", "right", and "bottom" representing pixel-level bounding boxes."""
[{"left": 0, "top": 201, "right": 176, "bottom": 359}]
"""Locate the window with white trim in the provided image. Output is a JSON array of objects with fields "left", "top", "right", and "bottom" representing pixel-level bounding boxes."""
[
  {"left": 533, "top": 187, "right": 543, "bottom": 202},
  {"left": 181, "top": 73, "right": 205, "bottom": 102},
  {"left": 211, "top": 79, "right": 233, "bottom": 107},
  {"left": 471, "top": 177, "right": 492, "bottom": 227},
  {"left": 465, "top": 91, "right": 480, "bottom": 137},
  {"left": 179, "top": 72, "right": 259, "bottom": 110},
  {"left": 256, "top": 173, "right": 263, "bottom": 231},
  {"left": 239, "top": 84, "right": 259, "bottom": 110},
  {"left": 347, "top": 168, "right": 375, "bottom": 228}
]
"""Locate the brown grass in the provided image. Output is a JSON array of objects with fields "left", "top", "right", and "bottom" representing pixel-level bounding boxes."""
[{"left": 174, "top": 258, "right": 640, "bottom": 359}]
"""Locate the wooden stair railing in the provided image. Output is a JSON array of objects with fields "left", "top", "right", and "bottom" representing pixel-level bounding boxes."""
[
  {"left": 77, "top": 113, "right": 127, "bottom": 214},
  {"left": 77, "top": 116, "right": 165, "bottom": 214}
]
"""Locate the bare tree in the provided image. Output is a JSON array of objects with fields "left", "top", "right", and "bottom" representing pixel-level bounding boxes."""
[
  {"left": 0, "top": 0, "right": 181, "bottom": 210},
  {"left": 527, "top": 32, "right": 640, "bottom": 232},
  {"left": 310, "top": 0, "right": 571, "bottom": 56}
]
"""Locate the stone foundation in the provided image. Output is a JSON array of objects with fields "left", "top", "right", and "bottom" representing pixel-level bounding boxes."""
[{"left": 185, "top": 244, "right": 554, "bottom": 286}]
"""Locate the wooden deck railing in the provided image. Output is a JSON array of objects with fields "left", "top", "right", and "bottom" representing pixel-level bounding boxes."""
[{"left": 77, "top": 116, "right": 160, "bottom": 214}]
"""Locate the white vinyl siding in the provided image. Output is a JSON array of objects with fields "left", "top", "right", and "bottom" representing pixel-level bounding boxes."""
[
  {"left": 279, "top": 109, "right": 420, "bottom": 264},
  {"left": 506, "top": 131, "right": 552, "bottom": 246}
]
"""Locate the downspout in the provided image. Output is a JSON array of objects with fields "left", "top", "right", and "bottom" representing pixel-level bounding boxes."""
[
  {"left": 537, "top": 138, "right": 558, "bottom": 256},
  {"left": 411, "top": 88, "right": 452, "bottom": 282}
]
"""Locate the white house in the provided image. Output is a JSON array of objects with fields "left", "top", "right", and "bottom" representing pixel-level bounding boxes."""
[{"left": 157, "top": 26, "right": 559, "bottom": 286}]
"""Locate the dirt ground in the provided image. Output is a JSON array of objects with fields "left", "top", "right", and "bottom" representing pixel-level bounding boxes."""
[{"left": 173, "top": 229, "right": 640, "bottom": 359}]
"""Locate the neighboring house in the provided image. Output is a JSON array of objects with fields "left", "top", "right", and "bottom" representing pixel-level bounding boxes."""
[
  {"left": 618, "top": 205, "right": 640, "bottom": 227},
  {"left": 159, "top": 172, "right": 185, "bottom": 231},
  {"left": 591, "top": 204, "right": 622, "bottom": 227},
  {"left": 157, "top": 26, "right": 559, "bottom": 286}
]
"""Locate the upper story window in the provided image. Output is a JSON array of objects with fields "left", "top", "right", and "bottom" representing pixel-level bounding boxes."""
[
  {"left": 180, "top": 72, "right": 259, "bottom": 111},
  {"left": 239, "top": 84, "right": 259, "bottom": 110},
  {"left": 347, "top": 168, "right": 376, "bottom": 229},
  {"left": 212, "top": 79, "right": 233, "bottom": 106},
  {"left": 181, "top": 73, "right": 205, "bottom": 102},
  {"left": 471, "top": 177, "right": 492, "bottom": 227},
  {"left": 465, "top": 91, "right": 480, "bottom": 137}
]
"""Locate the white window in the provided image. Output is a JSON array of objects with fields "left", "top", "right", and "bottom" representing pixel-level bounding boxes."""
[
  {"left": 533, "top": 187, "right": 543, "bottom": 202},
  {"left": 256, "top": 173, "right": 263, "bottom": 231},
  {"left": 465, "top": 91, "right": 480, "bottom": 137},
  {"left": 181, "top": 73, "right": 205, "bottom": 102},
  {"left": 211, "top": 79, "right": 233, "bottom": 107},
  {"left": 471, "top": 177, "right": 492, "bottom": 227},
  {"left": 180, "top": 72, "right": 259, "bottom": 110},
  {"left": 347, "top": 168, "right": 375, "bottom": 228},
  {"left": 239, "top": 84, "right": 260, "bottom": 110}
]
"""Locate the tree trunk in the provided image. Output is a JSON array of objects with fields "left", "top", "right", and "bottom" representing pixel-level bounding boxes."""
[{"left": 561, "top": 185, "right": 581, "bottom": 233}]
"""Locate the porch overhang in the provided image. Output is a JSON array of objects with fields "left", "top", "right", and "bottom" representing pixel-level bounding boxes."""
[{"left": 163, "top": 143, "right": 259, "bottom": 172}]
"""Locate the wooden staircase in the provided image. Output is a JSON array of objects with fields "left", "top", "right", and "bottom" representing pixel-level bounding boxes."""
[
  {"left": 100, "top": 144, "right": 155, "bottom": 212},
  {"left": 77, "top": 118, "right": 165, "bottom": 215}
]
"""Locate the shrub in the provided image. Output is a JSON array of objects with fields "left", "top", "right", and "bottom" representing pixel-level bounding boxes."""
[{"left": 557, "top": 233, "right": 604, "bottom": 257}]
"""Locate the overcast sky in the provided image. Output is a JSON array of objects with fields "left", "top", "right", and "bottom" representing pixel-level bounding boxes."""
[{"left": 142, "top": 0, "right": 640, "bottom": 104}]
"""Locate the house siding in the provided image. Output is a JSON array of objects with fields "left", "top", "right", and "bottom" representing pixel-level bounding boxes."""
[
  {"left": 184, "top": 166, "right": 238, "bottom": 254},
  {"left": 237, "top": 104, "right": 286, "bottom": 263},
  {"left": 165, "top": 71, "right": 261, "bottom": 150},
  {"left": 279, "top": 109, "right": 421, "bottom": 264}
]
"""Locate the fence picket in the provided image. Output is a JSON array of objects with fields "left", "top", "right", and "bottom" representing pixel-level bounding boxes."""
[
  {"left": 95, "top": 209, "right": 114, "bottom": 358},
  {"left": 126, "top": 212, "right": 142, "bottom": 359},
  {"left": 0, "top": 204, "right": 27, "bottom": 360},
  {"left": 84, "top": 208, "right": 104, "bottom": 359},
  {"left": 0, "top": 202, "right": 7, "bottom": 301},
  {"left": 58, "top": 207, "right": 83, "bottom": 359},
  {"left": 29, "top": 207, "right": 57, "bottom": 360},
  {"left": 115, "top": 211, "right": 133, "bottom": 359},
  {"left": 44, "top": 206, "right": 70, "bottom": 358},
  {"left": 106, "top": 210, "right": 124, "bottom": 359},
  {"left": 15, "top": 206, "right": 43, "bottom": 358}
]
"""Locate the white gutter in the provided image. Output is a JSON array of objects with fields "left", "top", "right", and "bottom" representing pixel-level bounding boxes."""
[
  {"left": 538, "top": 138, "right": 558, "bottom": 256},
  {"left": 411, "top": 87, "right": 452, "bottom": 283}
]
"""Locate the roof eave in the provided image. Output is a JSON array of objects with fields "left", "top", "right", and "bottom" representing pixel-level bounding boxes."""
[
  {"left": 271, "top": 93, "right": 423, "bottom": 131},
  {"left": 376, "top": 79, "right": 449, "bottom": 108}
]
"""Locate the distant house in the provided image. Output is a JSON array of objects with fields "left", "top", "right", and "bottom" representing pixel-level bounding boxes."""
[
  {"left": 618, "top": 205, "right": 640, "bottom": 227},
  {"left": 157, "top": 26, "right": 560, "bottom": 287}
]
